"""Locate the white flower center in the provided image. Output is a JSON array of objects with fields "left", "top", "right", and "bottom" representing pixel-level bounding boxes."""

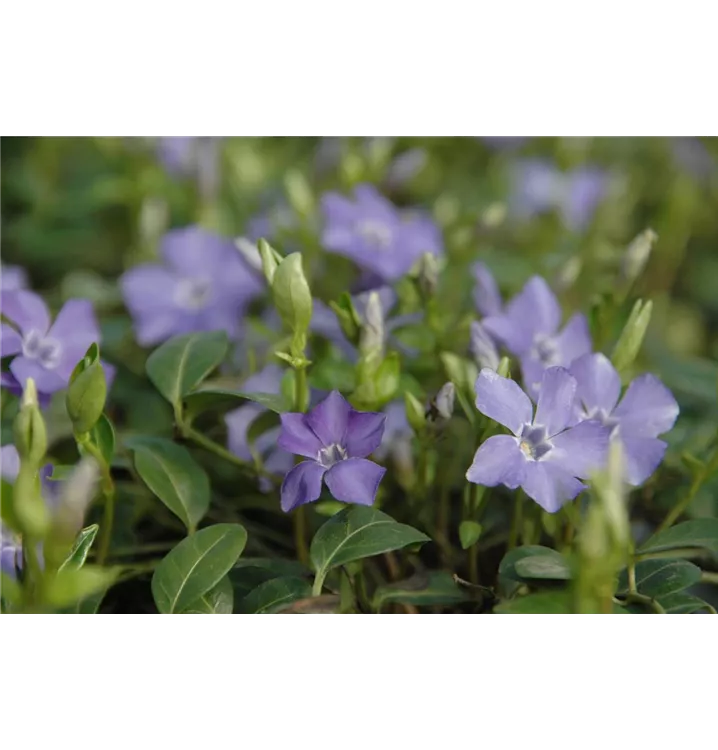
[
  {"left": 22, "top": 329, "right": 61, "bottom": 369},
  {"left": 174, "top": 277, "right": 213, "bottom": 310},
  {"left": 356, "top": 219, "right": 393, "bottom": 250},
  {"left": 517, "top": 423, "right": 553, "bottom": 461},
  {"left": 318, "top": 443, "right": 347, "bottom": 468}
]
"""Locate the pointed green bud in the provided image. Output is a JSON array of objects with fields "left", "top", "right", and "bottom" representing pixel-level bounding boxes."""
[
  {"left": 431, "top": 382, "right": 455, "bottom": 421},
  {"left": 621, "top": 228, "right": 657, "bottom": 284},
  {"left": 459, "top": 520, "right": 482, "bottom": 550},
  {"left": 404, "top": 391, "right": 427, "bottom": 434},
  {"left": 284, "top": 169, "right": 314, "bottom": 219},
  {"left": 373, "top": 351, "right": 400, "bottom": 406},
  {"left": 13, "top": 378, "right": 47, "bottom": 466},
  {"left": 66, "top": 344, "right": 107, "bottom": 435},
  {"left": 272, "top": 253, "right": 312, "bottom": 358},
  {"left": 257, "top": 238, "right": 282, "bottom": 286},
  {"left": 359, "top": 291, "right": 385, "bottom": 357},
  {"left": 329, "top": 292, "right": 362, "bottom": 345},
  {"left": 416, "top": 252, "right": 440, "bottom": 299},
  {"left": 611, "top": 299, "right": 653, "bottom": 374}
]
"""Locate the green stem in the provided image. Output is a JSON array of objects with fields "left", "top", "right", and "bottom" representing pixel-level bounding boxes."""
[
  {"left": 291, "top": 365, "right": 310, "bottom": 565},
  {"left": 616, "top": 592, "right": 666, "bottom": 614},
  {"left": 80, "top": 436, "right": 116, "bottom": 566},
  {"left": 312, "top": 571, "right": 325, "bottom": 597},
  {"left": 701, "top": 571, "right": 718, "bottom": 585},
  {"left": 657, "top": 450, "right": 718, "bottom": 533}
]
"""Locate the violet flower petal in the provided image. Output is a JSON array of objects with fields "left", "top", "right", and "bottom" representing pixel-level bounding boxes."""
[
  {"left": 547, "top": 420, "right": 610, "bottom": 479},
  {"left": 466, "top": 435, "right": 525, "bottom": 488},
  {"left": 522, "top": 462, "right": 585, "bottom": 513},
  {"left": 621, "top": 436, "right": 668, "bottom": 486},
  {"left": 472, "top": 262, "right": 502, "bottom": 317},
  {"left": 344, "top": 411, "right": 386, "bottom": 458},
  {"left": 613, "top": 374, "right": 679, "bottom": 439},
  {"left": 305, "top": 390, "right": 352, "bottom": 447},
  {"left": 10, "top": 356, "right": 66, "bottom": 393},
  {"left": 1, "top": 324, "right": 23, "bottom": 356},
  {"left": 278, "top": 414, "right": 324, "bottom": 459},
  {"left": 280, "top": 461, "right": 326, "bottom": 512},
  {"left": 554, "top": 313, "right": 592, "bottom": 367},
  {"left": 48, "top": 300, "right": 101, "bottom": 381},
  {"left": 0, "top": 445, "right": 20, "bottom": 482},
  {"left": 1, "top": 290, "right": 51, "bottom": 336},
  {"left": 474, "top": 368, "right": 533, "bottom": 435},
  {"left": 120, "top": 265, "right": 177, "bottom": 314},
  {"left": 534, "top": 367, "right": 577, "bottom": 436},
  {"left": 569, "top": 352, "right": 621, "bottom": 415},
  {"left": 324, "top": 458, "right": 385, "bottom": 506}
]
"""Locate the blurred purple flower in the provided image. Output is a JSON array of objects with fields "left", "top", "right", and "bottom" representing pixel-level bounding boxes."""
[
  {"left": 1, "top": 265, "right": 27, "bottom": 293},
  {"left": 278, "top": 390, "right": 386, "bottom": 512},
  {"left": 466, "top": 367, "right": 610, "bottom": 513},
  {"left": 569, "top": 353, "right": 679, "bottom": 486},
  {"left": 156, "top": 137, "right": 221, "bottom": 197},
  {"left": 470, "top": 321, "right": 500, "bottom": 371},
  {"left": 120, "top": 226, "right": 263, "bottom": 347},
  {"left": 481, "top": 137, "right": 530, "bottom": 150},
  {"left": 472, "top": 262, "right": 503, "bottom": 317},
  {"left": 483, "top": 276, "right": 591, "bottom": 397},
  {"left": 321, "top": 184, "right": 443, "bottom": 282},
  {"left": 385, "top": 148, "right": 427, "bottom": 188},
  {"left": 511, "top": 159, "right": 609, "bottom": 231},
  {"left": 0, "top": 445, "right": 60, "bottom": 577},
  {"left": 373, "top": 401, "right": 412, "bottom": 466},
  {"left": 225, "top": 365, "right": 294, "bottom": 492},
  {"left": 1, "top": 291, "right": 105, "bottom": 396}
]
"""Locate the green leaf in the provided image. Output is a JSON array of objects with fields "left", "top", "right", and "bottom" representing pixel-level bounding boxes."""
[
  {"left": 73, "top": 588, "right": 107, "bottom": 614},
  {"left": 129, "top": 437, "right": 210, "bottom": 532},
  {"left": 310, "top": 506, "right": 430, "bottom": 592},
  {"left": 1, "top": 573, "right": 22, "bottom": 605},
  {"left": 180, "top": 576, "right": 234, "bottom": 614},
  {"left": 66, "top": 353, "right": 107, "bottom": 433},
  {"left": 658, "top": 591, "right": 713, "bottom": 614},
  {"left": 146, "top": 331, "right": 228, "bottom": 407},
  {"left": 499, "top": 546, "right": 572, "bottom": 583},
  {"left": 59, "top": 524, "right": 99, "bottom": 571},
  {"left": 89, "top": 414, "right": 115, "bottom": 465},
  {"left": 373, "top": 571, "right": 469, "bottom": 612},
  {"left": 151, "top": 524, "right": 247, "bottom": 614},
  {"left": 184, "top": 387, "right": 289, "bottom": 417},
  {"left": 494, "top": 590, "right": 571, "bottom": 614},
  {"left": 240, "top": 576, "right": 312, "bottom": 614},
  {"left": 229, "top": 557, "right": 309, "bottom": 599},
  {"left": 611, "top": 299, "right": 652, "bottom": 374},
  {"left": 617, "top": 559, "right": 702, "bottom": 598},
  {"left": 459, "top": 520, "right": 482, "bottom": 550},
  {"left": 45, "top": 566, "right": 117, "bottom": 609},
  {"left": 637, "top": 519, "right": 718, "bottom": 557}
]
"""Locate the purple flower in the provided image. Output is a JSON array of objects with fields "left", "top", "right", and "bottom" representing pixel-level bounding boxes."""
[
  {"left": 225, "top": 365, "right": 294, "bottom": 491},
  {"left": 321, "top": 184, "right": 443, "bottom": 283},
  {"left": 0, "top": 445, "right": 59, "bottom": 577},
  {"left": 156, "top": 137, "right": 221, "bottom": 197},
  {"left": 481, "top": 136, "right": 530, "bottom": 150},
  {"left": 472, "top": 262, "right": 503, "bottom": 317},
  {"left": 483, "top": 276, "right": 591, "bottom": 397},
  {"left": 278, "top": 390, "right": 387, "bottom": 512},
  {"left": 120, "top": 226, "right": 263, "bottom": 347},
  {"left": 1, "top": 264, "right": 28, "bottom": 293},
  {"left": 466, "top": 367, "right": 610, "bottom": 512},
  {"left": 569, "top": 353, "right": 679, "bottom": 486},
  {"left": 1, "top": 291, "right": 103, "bottom": 396},
  {"left": 511, "top": 159, "right": 609, "bottom": 232},
  {"left": 470, "top": 321, "right": 500, "bottom": 371}
]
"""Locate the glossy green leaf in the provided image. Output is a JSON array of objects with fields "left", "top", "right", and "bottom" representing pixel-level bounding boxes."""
[
  {"left": 146, "top": 331, "right": 228, "bottom": 407},
  {"left": 184, "top": 387, "right": 290, "bottom": 417},
  {"left": 499, "top": 546, "right": 572, "bottom": 583},
  {"left": 45, "top": 566, "right": 117, "bottom": 609},
  {"left": 89, "top": 414, "right": 115, "bottom": 465},
  {"left": 151, "top": 524, "right": 247, "bottom": 614},
  {"left": 617, "top": 559, "right": 702, "bottom": 598},
  {"left": 637, "top": 519, "right": 718, "bottom": 556},
  {"left": 310, "top": 506, "right": 430, "bottom": 592},
  {"left": 130, "top": 437, "right": 210, "bottom": 532},
  {"left": 494, "top": 590, "right": 571, "bottom": 614},
  {"left": 73, "top": 588, "right": 107, "bottom": 614},
  {"left": 658, "top": 591, "right": 713, "bottom": 614},
  {"left": 459, "top": 520, "right": 482, "bottom": 550},
  {"left": 180, "top": 576, "right": 234, "bottom": 614},
  {"left": 229, "top": 557, "right": 309, "bottom": 600},
  {"left": 373, "top": 571, "right": 469, "bottom": 611},
  {"left": 59, "top": 524, "right": 99, "bottom": 571},
  {"left": 240, "top": 576, "right": 312, "bottom": 614}
]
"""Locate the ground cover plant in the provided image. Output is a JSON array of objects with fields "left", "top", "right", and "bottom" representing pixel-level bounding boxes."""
[{"left": 1, "top": 136, "right": 718, "bottom": 614}]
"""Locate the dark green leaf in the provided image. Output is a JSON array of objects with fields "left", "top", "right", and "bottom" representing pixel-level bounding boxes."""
[
  {"left": 240, "top": 576, "right": 312, "bottom": 614},
  {"left": 151, "top": 524, "right": 247, "bottom": 614},
  {"left": 146, "top": 331, "right": 228, "bottom": 407},
  {"left": 617, "top": 559, "right": 702, "bottom": 598},
  {"left": 658, "top": 591, "right": 713, "bottom": 614},
  {"left": 229, "top": 557, "right": 309, "bottom": 599},
  {"left": 184, "top": 387, "right": 289, "bottom": 417},
  {"left": 180, "top": 576, "right": 234, "bottom": 614},
  {"left": 59, "top": 524, "right": 99, "bottom": 571},
  {"left": 499, "top": 546, "right": 572, "bottom": 583},
  {"left": 373, "top": 571, "right": 469, "bottom": 611},
  {"left": 89, "top": 414, "right": 115, "bottom": 465},
  {"left": 638, "top": 519, "right": 718, "bottom": 557},
  {"left": 494, "top": 590, "right": 571, "bottom": 614},
  {"left": 129, "top": 437, "right": 210, "bottom": 532}
]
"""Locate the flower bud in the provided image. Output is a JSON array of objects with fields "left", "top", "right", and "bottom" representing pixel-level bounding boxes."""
[
  {"left": 13, "top": 379, "right": 47, "bottom": 466},
  {"left": 417, "top": 252, "right": 439, "bottom": 299},
  {"left": 469, "top": 321, "right": 500, "bottom": 371},
  {"left": 621, "top": 228, "right": 657, "bottom": 284},
  {"left": 235, "top": 237, "right": 264, "bottom": 273},
  {"left": 611, "top": 299, "right": 653, "bottom": 374},
  {"left": 359, "top": 291, "right": 385, "bottom": 357},
  {"left": 271, "top": 253, "right": 313, "bottom": 358},
  {"left": 432, "top": 382, "right": 455, "bottom": 421},
  {"left": 67, "top": 351, "right": 107, "bottom": 435},
  {"left": 284, "top": 169, "right": 314, "bottom": 219},
  {"left": 404, "top": 391, "right": 426, "bottom": 434},
  {"left": 329, "top": 293, "right": 362, "bottom": 346},
  {"left": 257, "top": 238, "right": 282, "bottom": 286}
]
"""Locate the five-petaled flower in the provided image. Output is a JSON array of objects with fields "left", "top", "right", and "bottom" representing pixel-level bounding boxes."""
[
  {"left": 321, "top": 184, "right": 443, "bottom": 283},
  {"left": 483, "top": 275, "right": 591, "bottom": 397},
  {"left": 1, "top": 290, "right": 106, "bottom": 396},
  {"left": 466, "top": 367, "right": 610, "bottom": 513},
  {"left": 569, "top": 353, "right": 679, "bottom": 486},
  {"left": 120, "top": 225, "right": 263, "bottom": 347},
  {"left": 278, "top": 390, "right": 387, "bottom": 512}
]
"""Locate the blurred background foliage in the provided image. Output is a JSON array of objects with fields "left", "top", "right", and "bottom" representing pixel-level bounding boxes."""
[{"left": 2, "top": 136, "right": 717, "bottom": 611}]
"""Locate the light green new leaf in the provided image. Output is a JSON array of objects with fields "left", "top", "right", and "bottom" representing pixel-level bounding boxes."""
[
  {"left": 45, "top": 566, "right": 117, "bottom": 609},
  {"left": 152, "top": 524, "right": 247, "bottom": 614},
  {"left": 499, "top": 546, "right": 572, "bottom": 583},
  {"left": 59, "top": 524, "right": 99, "bottom": 571},
  {"left": 146, "top": 331, "right": 228, "bottom": 407},
  {"left": 130, "top": 437, "right": 210, "bottom": 532}
]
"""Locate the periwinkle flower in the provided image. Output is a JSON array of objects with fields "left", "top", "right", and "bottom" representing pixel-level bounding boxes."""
[
  {"left": 1, "top": 264, "right": 27, "bottom": 293},
  {"left": 483, "top": 275, "right": 591, "bottom": 396},
  {"left": 321, "top": 184, "right": 443, "bottom": 283},
  {"left": 278, "top": 390, "right": 386, "bottom": 512},
  {"left": 0, "top": 445, "right": 59, "bottom": 577},
  {"left": 472, "top": 262, "right": 503, "bottom": 317},
  {"left": 511, "top": 159, "right": 609, "bottom": 232},
  {"left": 569, "top": 353, "right": 679, "bottom": 486},
  {"left": 470, "top": 321, "right": 500, "bottom": 371},
  {"left": 466, "top": 367, "right": 610, "bottom": 512},
  {"left": 156, "top": 137, "right": 221, "bottom": 197},
  {"left": 225, "top": 365, "right": 294, "bottom": 491},
  {"left": 120, "top": 226, "right": 263, "bottom": 347},
  {"left": 1, "top": 291, "right": 104, "bottom": 396}
]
